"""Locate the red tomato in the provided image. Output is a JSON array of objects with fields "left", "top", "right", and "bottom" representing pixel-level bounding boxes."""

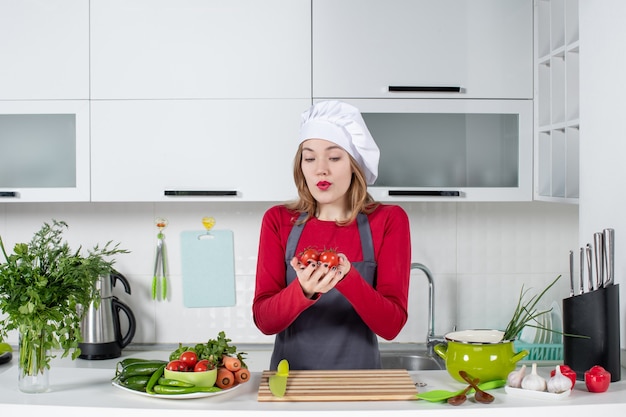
[
  {"left": 166, "top": 360, "right": 188, "bottom": 372},
  {"left": 550, "top": 364, "right": 577, "bottom": 389},
  {"left": 194, "top": 359, "right": 211, "bottom": 372},
  {"left": 585, "top": 365, "right": 611, "bottom": 393},
  {"left": 299, "top": 247, "right": 319, "bottom": 265},
  {"left": 319, "top": 249, "right": 339, "bottom": 268},
  {"left": 179, "top": 350, "right": 198, "bottom": 369}
]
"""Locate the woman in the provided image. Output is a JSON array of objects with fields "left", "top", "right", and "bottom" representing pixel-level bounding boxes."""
[{"left": 252, "top": 101, "right": 411, "bottom": 370}]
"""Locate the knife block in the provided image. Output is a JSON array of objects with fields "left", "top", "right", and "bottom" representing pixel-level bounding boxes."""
[{"left": 562, "top": 284, "right": 621, "bottom": 382}]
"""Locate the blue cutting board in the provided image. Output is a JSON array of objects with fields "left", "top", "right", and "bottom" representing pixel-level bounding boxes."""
[{"left": 180, "top": 230, "right": 236, "bottom": 307}]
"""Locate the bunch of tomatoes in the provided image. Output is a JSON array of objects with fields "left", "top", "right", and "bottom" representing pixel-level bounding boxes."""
[
  {"left": 166, "top": 350, "right": 209, "bottom": 372},
  {"left": 299, "top": 247, "right": 339, "bottom": 268}
]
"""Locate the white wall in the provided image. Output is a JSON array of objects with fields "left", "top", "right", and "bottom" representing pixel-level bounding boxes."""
[
  {"left": 0, "top": 201, "right": 577, "bottom": 347},
  {"left": 579, "top": 1, "right": 626, "bottom": 349}
]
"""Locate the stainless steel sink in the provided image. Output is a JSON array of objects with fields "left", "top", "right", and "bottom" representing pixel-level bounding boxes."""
[{"left": 380, "top": 352, "right": 445, "bottom": 370}]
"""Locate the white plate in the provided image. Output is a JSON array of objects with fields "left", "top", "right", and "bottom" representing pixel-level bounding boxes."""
[
  {"left": 112, "top": 380, "right": 241, "bottom": 399},
  {"left": 540, "top": 312, "right": 552, "bottom": 344},
  {"left": 505, "top": 385, "right": 571, "bottom": 400},
  {"left": 519, "top": 324, "right": 537, "bottom": 344}
]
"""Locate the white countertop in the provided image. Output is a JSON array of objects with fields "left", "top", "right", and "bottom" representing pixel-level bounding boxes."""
[{"left": 1, "top": 349, "right": 625, "bottom": 417}]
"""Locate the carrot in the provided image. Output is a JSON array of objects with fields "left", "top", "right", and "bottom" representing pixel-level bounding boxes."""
[
  {"left": 221, "top": 354, "right": 241, "bottom": 372},
  {"left": 216, "top": 367, "right": 235, "bottom": 389},
  {"left": 234, "top": 367, "right": 250, "bottom": 384}
]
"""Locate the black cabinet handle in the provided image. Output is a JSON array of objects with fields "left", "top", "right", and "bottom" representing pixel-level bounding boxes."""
[
  {"left": 388, "top": 86, "right": 462, "bottom": 93},
  {"left": 164, "top": 190, "right": 238, "bottom": 197},
  {"left": 0, "top": 191, "right": 17, "bottom": 198},
  {"left": 388, "top": 190, "right": 461, "bottom": 197}
]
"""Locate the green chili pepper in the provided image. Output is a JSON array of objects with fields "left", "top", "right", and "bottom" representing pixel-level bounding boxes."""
[
  {"left": 116, "top": 358, "right": 166, "bottom": 375},
  {"left": 152, "top": 385, "right": 223, "bottom": 395},
  {"left": 120, "top": 375, "right": 151, "bottom": 392},
  {"left": 146, "top": 364, "right": 166, "bottom": 395},
  {"left": 120, "top": 361, "right": 168, "bottom": 380},
  {"left": 157, "top": 377, "right": 194, "bottom": 387}
]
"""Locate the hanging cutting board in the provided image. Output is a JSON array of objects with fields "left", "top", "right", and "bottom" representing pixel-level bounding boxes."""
[
  {"left": 180, "top": 229, "right": 236, "bottom": 307},
  {"left": 257, "top": 369, "right": 418, "bottom": 402}
]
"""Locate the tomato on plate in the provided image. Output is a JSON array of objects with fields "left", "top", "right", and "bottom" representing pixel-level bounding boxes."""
[
  {"left": 194, "top": 359, "right": 211, "bottom": 372},
  {"left": 179, "top": 350, "right": 198, "bottom": 369},
  {"left": 299, "top": 247, "right": 319, "bottom": 265},
  {"left": 166, "top": 360, "right": 188, "bottom": 372},
  {"left": 319, "top": 249, "right": 339, "bottom": 268}
]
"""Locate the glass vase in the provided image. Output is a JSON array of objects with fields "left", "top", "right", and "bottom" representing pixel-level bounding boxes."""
[{"left": 18, "top": 328, "right": 50, "bottom": 393}]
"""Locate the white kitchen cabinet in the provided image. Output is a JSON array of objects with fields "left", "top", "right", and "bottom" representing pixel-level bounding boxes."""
[
  {"left": 0, "top": 0, "right": 89, "bottom": 100},
  {"left": 534, "top": 0, "right": 580, "bottom": 203},
  {"left": 337, "top": 99, "right": 533, "bottom": 202},
  {"left": 91, "top": 99, "right": 307, "bottom": 202},
  {"left": 90, "top": 0, "right": 310, "bottom": 100},
  {"left": 0, "top": 100, "right": 90, "bottom": 202},
  {"left": 312, "top": 0, "right": 533, "bottom": 99}
]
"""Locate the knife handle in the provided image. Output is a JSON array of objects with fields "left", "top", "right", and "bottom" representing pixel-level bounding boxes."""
[
  {"left": 594, "top": 233, "right": 604, "bottom": 290},
  {"left": 569, "top": 250, "right": 574, "bottom": 297},
  {"left": 603, "top": 228, "right": 614, "bottom": 287},
  {"left": 586, "top": 244, "right": 594, "bottom": 292},
  {"left": 579, "top": 248, "right": 585, "bottom": 295}
]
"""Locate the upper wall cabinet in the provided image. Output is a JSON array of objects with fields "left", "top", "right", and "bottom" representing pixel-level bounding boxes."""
[
  {"left": 0, "top": 0, "right": 89, "bottom": 100},
  {"left": 312, "top": 0, "right": 533, "bottom": 99},
  {"left": 90, "top": 99, "right": 305, "bottom": 202},
  {"left": 0, "top": 100, "right": 91, "bottom": 202},
  {"left": 90, "top": 0, "right": 311, "bottom": 99}
]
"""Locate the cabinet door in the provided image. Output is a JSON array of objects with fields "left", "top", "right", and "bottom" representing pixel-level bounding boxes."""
[
  {"left": 91, "top": 99, "right": 307, "bottom": 202},
  {"left": 0, "top": 0, "right": 89, "bottom": 99},
  {"left": 0, "top": 100, "right": 90, "bottom": 202},
  {"left": 313, "top": 0, "right": 533, "bottom": 99},
  {"left": 90, "top": 0, "right": 311, "bottom": 99}
]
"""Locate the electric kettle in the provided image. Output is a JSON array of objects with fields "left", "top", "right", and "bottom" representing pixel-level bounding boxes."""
[{"left": 78, "top": 271, "right": 136, "bottom": 360}]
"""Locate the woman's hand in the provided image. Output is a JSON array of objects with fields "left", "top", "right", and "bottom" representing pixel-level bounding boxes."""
[{"left": 290, "top": 254, "right": 351, "bottom": 299}]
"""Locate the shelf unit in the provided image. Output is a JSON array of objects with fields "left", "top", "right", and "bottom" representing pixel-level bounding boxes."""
[{"left": 534, "top": 0, "right": 580, "bottom": 203}]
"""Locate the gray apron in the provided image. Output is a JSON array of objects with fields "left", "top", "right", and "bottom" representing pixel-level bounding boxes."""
[{"left": 269, "top": 212, "right": 380, "bottom": 370}]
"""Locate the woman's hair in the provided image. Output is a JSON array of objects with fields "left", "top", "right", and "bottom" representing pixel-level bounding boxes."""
[{"left": 285, "top": 143, "right": 379, "bottom": 226}]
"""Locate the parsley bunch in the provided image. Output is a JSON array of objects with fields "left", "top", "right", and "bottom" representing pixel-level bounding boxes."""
[{"left": 0, "top": 220, "right": 128, "bottom": 375}]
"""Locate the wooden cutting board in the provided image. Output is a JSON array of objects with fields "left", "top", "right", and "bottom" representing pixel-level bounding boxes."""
[{"left": 257, "top": 369, "right": 418, "bottom": 402}]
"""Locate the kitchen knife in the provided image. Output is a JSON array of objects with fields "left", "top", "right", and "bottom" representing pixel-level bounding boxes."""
[
  {"left": 569, "top": 250, "right": 574, "bottom": 296},
  {"left": 594, "top": 232, "right": 604, "bottom": 291},
  {"left": 268, "top": 375, "right": 287, "bottom": 397},
  {"left": 603, "top": 228, "right": 615, "bottom": 287},
  {"left": 586, "top": 244, "right": 594, "bottom": 292},
  {"left": 579, "top": 247, "right": 585, "bottom": 295},
  {"left": 269, "top": 359, "right": 289, "bottom": 397}
]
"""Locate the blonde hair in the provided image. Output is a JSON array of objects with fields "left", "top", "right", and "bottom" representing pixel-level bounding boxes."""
[{"left": 285, "top": 143, "right": 379, "bottom": 226}]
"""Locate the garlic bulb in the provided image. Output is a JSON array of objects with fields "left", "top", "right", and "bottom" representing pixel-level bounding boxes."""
[
  {"left": 521, "top": 363, "right": 547, "bottom": 391},
  {"left": 548, "top": 365, "right": 572, "bottom": 393},
  {"left": 507, "top": 364, "right": 527, "bottom": 388}
]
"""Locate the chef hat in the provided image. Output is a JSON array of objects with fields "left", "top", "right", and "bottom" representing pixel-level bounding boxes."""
[{"left": 299, "top": 101, "right": 380, "bottom": 185}]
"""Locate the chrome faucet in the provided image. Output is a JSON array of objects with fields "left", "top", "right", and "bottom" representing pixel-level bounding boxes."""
[{"left": 411, "top": 263, "right": 447, "bottom": 356}]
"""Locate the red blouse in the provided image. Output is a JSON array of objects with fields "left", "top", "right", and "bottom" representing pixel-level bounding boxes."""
[{"left": 252, "top": 204, "right": 411, "bottom": 341}]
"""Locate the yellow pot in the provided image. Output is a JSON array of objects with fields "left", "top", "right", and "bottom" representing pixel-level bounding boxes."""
[{"left": 434, "top": 329, "right": 529, "bottom": 383}]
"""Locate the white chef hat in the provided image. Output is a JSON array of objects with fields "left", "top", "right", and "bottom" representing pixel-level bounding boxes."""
[{"left": 299, "top": 100, "right": 380, "bottom": 185}]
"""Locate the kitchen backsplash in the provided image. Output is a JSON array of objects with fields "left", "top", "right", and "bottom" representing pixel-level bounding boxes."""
[{"left": 0, "top": 201, "right": 578, "bottom": 346}]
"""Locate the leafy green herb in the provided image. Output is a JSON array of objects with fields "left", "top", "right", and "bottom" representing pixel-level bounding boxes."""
[
  {"left": 0, "top": 220, "right": 128, "bottom": 376},
  {"left": 503, "top": 275, "right": 561, "bottom": 341},
  {"left": 169, "top": 331, "right": 247, "bottom": 368}
]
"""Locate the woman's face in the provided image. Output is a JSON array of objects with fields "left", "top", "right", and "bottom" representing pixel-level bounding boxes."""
[{"left": 300, "top": 139, "right": 353, "bottom": 207}]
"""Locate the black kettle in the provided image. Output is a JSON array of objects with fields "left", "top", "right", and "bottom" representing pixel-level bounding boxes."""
[{"left": 78, "top": 271, "right": 136, "bottom": 360}]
